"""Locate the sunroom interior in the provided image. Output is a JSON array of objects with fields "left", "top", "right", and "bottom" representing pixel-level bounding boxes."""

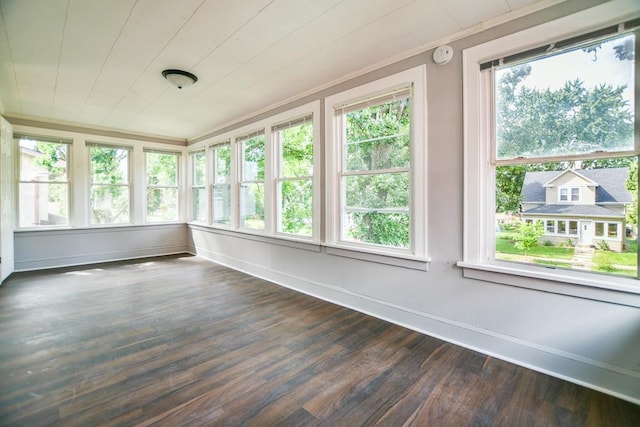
[{"left": 0, "top": 0, "right": 639, "bottom": 419}]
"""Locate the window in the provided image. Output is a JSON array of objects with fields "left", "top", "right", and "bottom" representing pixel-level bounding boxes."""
[
  {"left": 145, "top": 149, "right": 179, "bottom": 222},
  {"left": 17, "top": 135, "right": 70, "bottom": 228},
  {"left": 325, "top": 65, "right": 427, "bottom": 260},
  {"left": 212, "top": 142, "right": 232, "bottom": 225},
  {"left": 462, "top": 10, "right": 639, "bottom": 293},
  {"left": 559, "top": 187, "right": 580, "bottom": 202},
  {"left": 608, "top": 223, "right": 619, "bottom": 238},
  {"left": 546, "top": 220, "right": 555, "bottom": 234},
  {"left": 190, "top": 150, "right": 207, "bottom": 222},
  {"left": 88, "top": 143, "right": 131, "bottom": 225},
  {"left": 274, "top": 116, "right": 314, "bottom": 237},
  {"left": 238, "top": 132, "right": 265, "bottom": 230},
  {"left": 595, "top": 222, "right": 605, "bottom": 237}
]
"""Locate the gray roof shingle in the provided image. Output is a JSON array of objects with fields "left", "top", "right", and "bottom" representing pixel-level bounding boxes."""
[{"left": 522, "top": 204, "right": 625, "bottom": 218}]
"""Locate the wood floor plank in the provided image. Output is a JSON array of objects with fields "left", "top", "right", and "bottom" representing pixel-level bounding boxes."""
[{"left": 0, "top": 254, "right": 638, "bottom": 426}]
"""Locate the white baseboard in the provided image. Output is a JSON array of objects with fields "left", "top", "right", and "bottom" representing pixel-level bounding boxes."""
[{"left": 193, "top": 245, "right": 640, "bottom": 405}]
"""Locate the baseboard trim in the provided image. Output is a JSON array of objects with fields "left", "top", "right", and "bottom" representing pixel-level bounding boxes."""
[
  {"left": 192, "top": 246, "right": 640, "bottom": 405},
  {"left": 14, "top": 246, "right": 189, "bottom": 272}
]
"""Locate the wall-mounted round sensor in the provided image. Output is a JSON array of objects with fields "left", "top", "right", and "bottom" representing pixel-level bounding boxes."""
[{"left": 433, "top": 45, "right": 454, "bottom": 65}]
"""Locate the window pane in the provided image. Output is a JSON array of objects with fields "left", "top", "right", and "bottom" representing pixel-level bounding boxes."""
[
  {"left": 90, "top": 185, "right": 130, "bottom": 224},
  {"left": 595, "top": 222, "right": 604, "bottom": 237},
  {"left": 546, "top": 220, "right": 555, "bottom": 233},
  {"left": 344, "top": 211, "right": 410, "bottom": 249},
  {"left": 279, "top": 179, "right": 312, "bottom": 236},
  {"left": 345, "top": 98, "right": 410, "bottom": 172},
  {"left": 571, "top": 187, "right": 579, "bottom": 201},
  {"left": 558, "top": 221, "right": 566, "bottom": 234},
  {"left": 18, "top": 183, "right": 68, "bottom": 227},
  {"left": 608, "top": 223, "right": 618, "bottom": 238},
  {"left": 568, "top": 221, "right": 578, "bottom": 235},
  {"left": 147, "top": 188, "right": 178, "bottom": 222},
  {"left": 344, "top": 172, "right": 409, "bottom": 210},
  {"left": 90, "top": 146, "right": 129, "bottom": 184},
  {"left": 192, "top": 187, "right": 207, "bottom": 222},
  {"left": 495, "top": 33, "right": 635, "bottom": 160},
  {"left": 214, "top": 144, "right": 231, "bottom": 184},
  {"left": 240, "top": 183, "right": 264, "bottom": 229},
  {"left": 19, "top": 139, "right": 68, "bottom": 181},
  {"left": 242, "top": 135, "right": 264, "bottom": 181},
  {"left": 343, "top": 172, "right": 409, "bottom": 248},
  {"left": 280, "top": 122, "right": 313, "bottom": 177},
  {"left": 213, "top": 184, "right": 231, "bottom": 225},
  {"left": 146, "top": 152, "right": 177, "bottom": 186},
  {"left": 193, "top": 152, "right": 206, "bottom": 186}
]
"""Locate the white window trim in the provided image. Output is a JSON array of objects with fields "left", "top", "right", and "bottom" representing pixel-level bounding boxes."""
[
  {"left": 324, "top": 65, "right": 428, "bottom": 261},
  {"left": 460, "top": 2, "right": 640, "bottom": 304},
  {"left": 189, "top": 101, "right": 321, "bottom": 244},
  {"left": 558, "top": 186, "right": 580, "bottom": 203},
  {"left": 188, "top": 150, "right": 208, "bottom": 223},
  {"left": 87, "top": 142, "right": 133, "bottom": 227},
  {"left": 16, "top": 134, "right": 72, "bottom": 230},
  {"left": 144, "top": 149, "right": 181, "bottom": 224},
  {"left": 210, "top": 141, "right": 235, "bottom": 229}
]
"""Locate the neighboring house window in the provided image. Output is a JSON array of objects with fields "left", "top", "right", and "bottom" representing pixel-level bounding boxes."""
[
  {"left": 238, "top": 131, "right": 265, "bottom": 230},
  {"left": 212, "top": 142, "right": 232, "bottom": 226},
  {"left": 462, "top": 15, "right": 638, "bottom": 292},
  {"left": 546, "top": 220, "right": 555, "bottom": 234},
  {"left": 145, "top": 149, "right": 179, "bottom": 222},
  {"left": 273, "top": 116, "right": 314, "bottom": 237},
  {"left": 190, "top": 150, "right": 207, "bottom": 222},
  {"left": 325, "top": 65, "right": 427, "bottom": 261},
  {"left": 88, "top": 143, "right": 131, "bottom": 225},
  {"left": 559, "top": 187, "right": 580, "bottom": 202},
  {"left": 17, "top": 135, "right": 70, "bottom": 228}
]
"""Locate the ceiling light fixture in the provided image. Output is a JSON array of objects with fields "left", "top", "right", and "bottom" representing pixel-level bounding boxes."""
[{"left": 162, "top": 69, "right": 198, "bottom": 89}]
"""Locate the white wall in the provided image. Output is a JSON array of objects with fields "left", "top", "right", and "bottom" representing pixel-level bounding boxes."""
[{"left": 188, "top": 0, "right": 640, "bottom": 404}]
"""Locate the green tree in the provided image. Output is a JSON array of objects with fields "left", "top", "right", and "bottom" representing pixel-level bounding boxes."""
[
  {"left": 344, "top": 98, "right": 411, "bottom": 248},
  {"left": 495, "top": 64, "right": 634, "bottom": 213},
  {"left": 512, "top": 220, "right": 544, "bottom": 260}
]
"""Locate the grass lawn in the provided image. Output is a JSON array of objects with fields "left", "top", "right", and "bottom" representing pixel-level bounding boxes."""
[{"left": 496, "top": 232, "right": 574, "bottom": 259}]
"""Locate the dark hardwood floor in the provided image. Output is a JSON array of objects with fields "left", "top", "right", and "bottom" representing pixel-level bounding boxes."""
[{"left": 0, "top": 254, "right": 638, "bottom": 426}]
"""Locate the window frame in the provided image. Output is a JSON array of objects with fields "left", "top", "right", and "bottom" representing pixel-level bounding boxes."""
[
  {"left": 144, "top": 148, "right": 180, "bottom": 223},
  {"left": 189, "top": 150, "right": 208, "bottom": 223},
  {"left": 273, "top": 114, "right": 316, "bottom": 239},
  {"left": 16, "top": 134, "right": 72, "bottom": 229},
  {"left": 324, "top": 65, "right": 428, "bottom": 262},
  {"left": 87, "top": 142, "right": 133, "bottom": 226},
  {"left": 237, "top": 130, "right": 266, "bottom": 231},
  {"left": 460, "top": 4, "right": 640, "bottom": 304},
  {"left": 189, "top": 101, "right": 321, "bottom": 244},
  {"left": 210, "top": 141, "right": 234, "bottom": 228}
]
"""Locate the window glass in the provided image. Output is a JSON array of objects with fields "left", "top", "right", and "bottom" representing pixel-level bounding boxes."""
[
  {"left": 18, "top": 136, "right": 69, "bottom": 227},
  {"left": 146, "top": 151, "right": 179, "bottom": 222},
  {"left": 339, "top": 94, "right": 411, "bottom": 249},
  {"left": 493, "top": 30, "right": 637, "bottom": 279},
  {"left": 191, "top": 151, "right": 206, "bottom": 222},
  {"left": 89, "top": 145, "right": 131, "bottom": 225},
  {"left": 212, "top": 143, "right": 232, "bottom": 225},
  {"left": 239, "top": 133, "right": 265, "bottom": 230},
  {"left": 275, "top": 119, "right": 313, "bottom": 237}
]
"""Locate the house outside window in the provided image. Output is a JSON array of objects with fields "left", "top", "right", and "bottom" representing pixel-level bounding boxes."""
[
  {"left": 17, "top": 135, "right": 70, "bottom": 228},
  {"left": 145, "top": 149, "right": 179, "bottom": 222},
  {"left": 462, "top": 13, "right": 638, "bottom": 293},
  {"left": 190, "top": 150, "right": 207, "bottom": 222},
  {"left": 88, "top": 143, "right": 131, "bottom": 225},
  {"left": 325, "top": 65, "right": 427, "bottom": 262}
]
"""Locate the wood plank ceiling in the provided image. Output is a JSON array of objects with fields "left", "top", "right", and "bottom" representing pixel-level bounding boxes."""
[{"left": 0, "top": 0, "right": 558, "bottom": 141}]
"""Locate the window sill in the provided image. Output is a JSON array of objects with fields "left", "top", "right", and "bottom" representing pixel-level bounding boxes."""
[
  {"left": 15, "top": 223, "right": 185, "bottom": 236},
  {"left": 325, "top": 244, "right": 430, "bottom": 271},
  {"left": 458, "top": 261, "right": 640, "bottom": 308},
  {"left": 187, "top": 223, "right": 321, "bottom": 253}
]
